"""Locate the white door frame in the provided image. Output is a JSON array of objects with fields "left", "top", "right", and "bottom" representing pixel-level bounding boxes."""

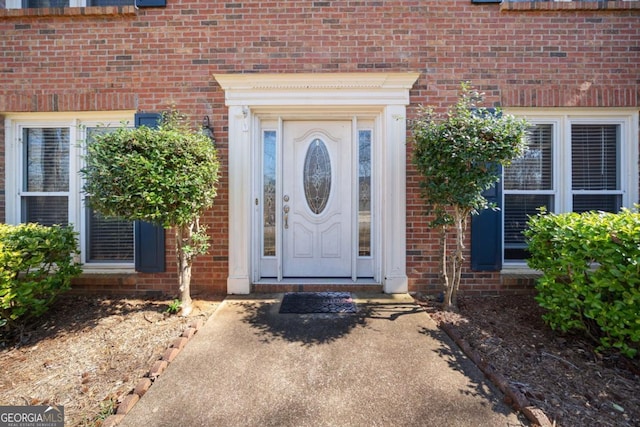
[{"left": 215, "top": 72, "right": 419, "bottom": 294}]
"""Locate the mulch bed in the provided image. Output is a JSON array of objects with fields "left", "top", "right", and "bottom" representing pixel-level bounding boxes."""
[
  {"left": 0, "top": 295, "right": 219, "bottom": 426},
  {"left": 417, "top": 293, "right": 640, "bottom": 427},
  {"left": 3, "top": 292, "right": 638, "bottom": 426}
]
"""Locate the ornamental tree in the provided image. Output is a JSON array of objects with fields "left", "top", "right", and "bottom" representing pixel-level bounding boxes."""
[
  {"left": 81, "top": 110, "right": 219, "bottom": 316},
  {"left": 411, "top": 83, "right": 528, "bottom": 310}
]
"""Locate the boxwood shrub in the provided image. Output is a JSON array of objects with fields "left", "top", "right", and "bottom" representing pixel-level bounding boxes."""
[
  {"left": 525, "top": 208, "right": 640, "bottom": 358},
  {"left": 0, "top": 224, "right": 82, "bottom": 330}
]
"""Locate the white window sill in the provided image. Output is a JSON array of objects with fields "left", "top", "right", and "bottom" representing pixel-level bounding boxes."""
[
  {"left": 500, "top": 264, "right": 542, "bottom": 278},
  {"left": 0, "top": 5, "right": 136, "bottom": 18},
  {"left": 82, "top": 264, "right": 135, "bottom": 275},
  {"left": 502, "top": 1, "right": 640, "bottom": 11}
]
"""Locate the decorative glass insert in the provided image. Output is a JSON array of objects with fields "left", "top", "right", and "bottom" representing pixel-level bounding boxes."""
[
  {"left": 303, "top": 138, "right": 331, "bottom": 215},
  {"left": 21, "top": 128, "right": 69, "bottom": 225},
  {"left": 263, "top": 130, "right": 277, "bottom": 256},
  {"left": 358, "top": 130, "right": 372, "bottom": 256}
]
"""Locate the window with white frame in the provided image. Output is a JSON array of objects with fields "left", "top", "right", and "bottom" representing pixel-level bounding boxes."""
[
  {"left": 503, "top": 110, "right": 639, "bottom": 263},
  {"left": 5, "top": 113, "right": 136, "bottom": 269},
  {"left": 5, "top": 0, "right": 132, "bottom": 8}
]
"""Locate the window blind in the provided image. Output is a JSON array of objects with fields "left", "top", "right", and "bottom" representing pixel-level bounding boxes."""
[
  {"left": 24, "top": 128, "right": 69, "bottom": 193},
  {"left": 22, "top": 196, "right": 69, "bottom": 226},
  {"left": 85, "top": 127, "right": 134, "bottom": 263},
  {"left": 21, "top": 128, "right": 69, "bottom": 225},
  {"left": 86, "top": 205, "right": 134, "bottom": 262},
  {"left": 504, "top": 124, "right": 553, "bottom": 191},
  {"left": 23, "top": 0, "right": 68, "bottom": 7},
  {"left": 571, "top": 124, "right": 618, "bottom": 191},
  {"left": 504, "top": 195, "right": 554, "bottom": 244},
  {"left": 571, "top": 124, "right": 621, "bottom": 213}
]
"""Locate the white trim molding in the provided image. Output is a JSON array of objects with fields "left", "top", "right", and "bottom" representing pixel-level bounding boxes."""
[{"left": 215, "top": 72, "right": 419, "bottom": 294}]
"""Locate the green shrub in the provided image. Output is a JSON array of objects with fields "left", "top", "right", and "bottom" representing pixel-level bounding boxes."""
[
  {"left": 0, "top": 224, "right": 82, "bottom": 329},
  {"left": 525, "top": 208, "right": 640, "bottom": 358}
]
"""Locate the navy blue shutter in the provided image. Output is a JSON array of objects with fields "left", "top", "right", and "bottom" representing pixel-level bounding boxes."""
[
  {"left": 133, "top": 112, "right": 166, "bottom": 273},
  {"left": 471, "top": 168, "right": 503, "bottom": 271}
]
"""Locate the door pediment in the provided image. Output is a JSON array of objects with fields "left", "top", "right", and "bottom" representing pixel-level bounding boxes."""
[{"left": 214, "top": 72, "right": 420, "bottom": 107}]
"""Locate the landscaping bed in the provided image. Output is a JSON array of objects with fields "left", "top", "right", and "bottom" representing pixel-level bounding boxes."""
[
  {"left": 2, "top": 292, "right": 638, "bottom": 427},
  {"left": 420, "top": 293, "right": 640, "bottom": 427},
  {"left": 0, "top": 295, "right": 220, "bottom": 426}
]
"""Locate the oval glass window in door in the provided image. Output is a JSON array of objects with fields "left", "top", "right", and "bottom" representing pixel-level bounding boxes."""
[{"left": 303, "top": 138, "right": 331, "bottom": 214}]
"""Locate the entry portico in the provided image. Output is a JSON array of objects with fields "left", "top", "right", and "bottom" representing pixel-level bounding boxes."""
[{"left": 215, "top": 73, "right": 419, "bottom": 294}]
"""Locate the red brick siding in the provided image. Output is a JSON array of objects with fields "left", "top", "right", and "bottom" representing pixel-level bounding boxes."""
[
  {"left": 1, "top": 0, "right": 638, "bottom": 295},
  {"left": 0, "top": 120, "right": 5, "bottom": 222}
]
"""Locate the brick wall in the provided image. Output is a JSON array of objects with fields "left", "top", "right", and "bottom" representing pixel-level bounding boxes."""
[{"left": 1, "top": 0, "right": 638, "bottom": 296}]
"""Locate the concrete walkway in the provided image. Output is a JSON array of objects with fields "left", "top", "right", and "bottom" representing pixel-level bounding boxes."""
[{"left": 120, "top": 294, "right": 525, "bottom": 427}]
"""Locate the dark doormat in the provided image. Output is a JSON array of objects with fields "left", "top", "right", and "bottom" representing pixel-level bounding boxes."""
[{"left": 279, "top": 292, "right": 357, "bottom": 314}]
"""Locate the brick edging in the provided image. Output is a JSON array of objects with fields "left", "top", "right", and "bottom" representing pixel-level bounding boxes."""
[
  {"left": 101, "top": 318, "right": 206, "bottom": 427},
  {"left": 438, "top": 321, "right": 553, "bottom": 427}
]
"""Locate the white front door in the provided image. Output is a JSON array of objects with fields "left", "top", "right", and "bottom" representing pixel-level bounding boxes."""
[{"left": 282, "top": 121, "right": 352, "bottom": 277}]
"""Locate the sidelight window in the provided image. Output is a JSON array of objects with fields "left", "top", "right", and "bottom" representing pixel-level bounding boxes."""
[{"left": 262, "top": 130, "right": 277, "bottom": 257}]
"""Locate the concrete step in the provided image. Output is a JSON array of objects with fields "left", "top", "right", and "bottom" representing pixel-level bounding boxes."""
[{"left": 252, "top": 283, "right": 384, "bottom": 294}]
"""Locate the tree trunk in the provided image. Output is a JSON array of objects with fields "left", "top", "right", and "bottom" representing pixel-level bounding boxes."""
[
  {"left": 176, "top": 224, "right": 193, "bottom": 317},
  {"left": 440, "top": 226, "right": 454, "bottom": 310},
  {"left": 446, "top": 208, "right": 470, "bottom": 311},
  {"left": 451, "top": 209, "right": 465, "bottom": 309}
]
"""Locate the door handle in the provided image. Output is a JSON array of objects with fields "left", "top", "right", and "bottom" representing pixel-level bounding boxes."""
[{"left": 283, "top": 205, "right": 289, "bottom": 229}]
